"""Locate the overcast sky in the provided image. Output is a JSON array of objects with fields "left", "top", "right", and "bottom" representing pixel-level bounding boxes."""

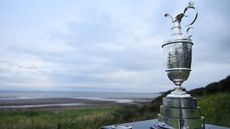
[{"left": 0, "top": 0, "right": 230, "bottom": 92}]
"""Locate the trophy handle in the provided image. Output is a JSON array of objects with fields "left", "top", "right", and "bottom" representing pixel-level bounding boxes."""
[
  {"left": 184, "top": 1, "right": 198, "bottom": 37},
  {"left": 183, "top": 1, "right": 198, "bottom": 27}
]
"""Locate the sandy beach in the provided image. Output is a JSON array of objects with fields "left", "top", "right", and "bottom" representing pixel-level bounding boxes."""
[
  {"left": 0, "top": 98, "right": 118, "bottom": 110},
  {"left": 0, "top": 97, "right": 152, "bottom": 110},
  {"left": 0, "top": 91, "right": 157, "bottom": 110}
]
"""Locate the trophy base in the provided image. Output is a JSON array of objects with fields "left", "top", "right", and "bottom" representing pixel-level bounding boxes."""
[{"left": 156, "top": 96, "right": 205, "bottom": 129}]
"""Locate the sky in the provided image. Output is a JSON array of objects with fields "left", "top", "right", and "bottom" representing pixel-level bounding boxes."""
[{"left": 0, "top": 0, "right": 230, "bottom": 92}]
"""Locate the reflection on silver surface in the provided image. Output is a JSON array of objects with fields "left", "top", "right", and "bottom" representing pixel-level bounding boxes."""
[
  {"left": 163, "top": 39, "right": 193, "bottom": 87},
  {"left": 162, "top": 0, "right": 198, "bottom": 97}
]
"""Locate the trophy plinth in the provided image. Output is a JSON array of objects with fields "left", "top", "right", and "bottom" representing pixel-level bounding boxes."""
[
  {"left": 156, "top": 1, "right": 205, "bottom": 129},
  {"left": 157, "top": 97, "right": 205, "bottom": 129}
]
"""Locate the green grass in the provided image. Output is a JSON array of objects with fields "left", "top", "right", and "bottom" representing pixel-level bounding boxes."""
[
  {"left": 0, "top": 105, "right": 157, "bottom": 129},
  {"left": 0, "top": 106, "right": 121, "bottom": 129},
  {"left": 197, "top": 92, "right": 230, "bottom": 127},
  {"left": 0, "top": 93, "right": 229, "bottom": 129}
]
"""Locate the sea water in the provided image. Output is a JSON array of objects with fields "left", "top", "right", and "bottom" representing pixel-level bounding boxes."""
[
  {"left": 0, "top": 91, "right": 159, "bottom": 100},
  {"left": 0, "top": 91, "right": 160, "bottom": 109}
]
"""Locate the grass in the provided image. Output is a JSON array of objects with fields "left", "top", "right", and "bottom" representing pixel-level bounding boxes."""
[
  {"left": 0, "top": 93, "right": 229, "bottom": 129},
  {"left": 0, "top": 106, "right": 120, "bottom": 129},
  {"left": 197, "top": 92, "right": 230, "bottom": 127},
  {"left": 0, "top": 105, "right": 157, "bottom": 129}
]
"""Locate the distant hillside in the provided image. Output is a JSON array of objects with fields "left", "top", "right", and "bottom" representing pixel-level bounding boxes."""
[
  {"left": 189, "top": 75, "right": 230, "bottom": 96},
  {"left": 151, "top": 75, "right": 230, "bottom": 110}
]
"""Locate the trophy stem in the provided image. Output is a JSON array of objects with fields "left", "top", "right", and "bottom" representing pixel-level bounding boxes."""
[{"left": 167, "top": 84, "right": 191, "bottom": 98}]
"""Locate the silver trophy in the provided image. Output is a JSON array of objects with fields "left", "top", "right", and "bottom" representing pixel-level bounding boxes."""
[
  {"left": 162, "top": 1, "right": 197, "bottom": 97},
  {"left": 156, "top": 1, "right": 205, "bottom": 129}
]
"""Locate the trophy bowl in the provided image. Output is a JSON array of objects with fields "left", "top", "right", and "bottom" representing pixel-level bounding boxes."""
[
  {"left": 163, "top": 39, "right": 193, "bottom": 87},
  {"left": 162, "top": 38, "right": 193, "bottom": 97}
]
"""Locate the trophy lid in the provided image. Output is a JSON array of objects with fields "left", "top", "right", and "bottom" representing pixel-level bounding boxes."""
[{"left": 165, "top": 1, "right": 198, "bottom": 40}]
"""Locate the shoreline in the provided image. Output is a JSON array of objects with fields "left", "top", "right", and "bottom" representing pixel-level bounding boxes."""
[{"left": 0, "top": 97, "right": 153, "bottom": 110}]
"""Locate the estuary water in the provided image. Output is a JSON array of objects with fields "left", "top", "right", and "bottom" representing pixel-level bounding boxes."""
[
  {"left": 0, "top": 91, "right": 160, "bottom": 109},
  {"left": 0, "top": 91, "right": 159, "bottom": 100}
]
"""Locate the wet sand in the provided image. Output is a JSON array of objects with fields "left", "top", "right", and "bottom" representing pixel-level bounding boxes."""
[
  {"left": 0, "top": 98, "right": 152, "bottom": 110},
  {"left": 0, "top": 98, "right": 115, "bottom": 109}
]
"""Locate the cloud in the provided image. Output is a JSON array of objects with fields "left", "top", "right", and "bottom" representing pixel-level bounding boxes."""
[{"left": 0, "top": 0, "right": 230, "bottom": 92}]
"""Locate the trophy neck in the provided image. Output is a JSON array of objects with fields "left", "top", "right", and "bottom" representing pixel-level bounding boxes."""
[{"left": 171, "top": 21, "right": 184, "bottom": 40}]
